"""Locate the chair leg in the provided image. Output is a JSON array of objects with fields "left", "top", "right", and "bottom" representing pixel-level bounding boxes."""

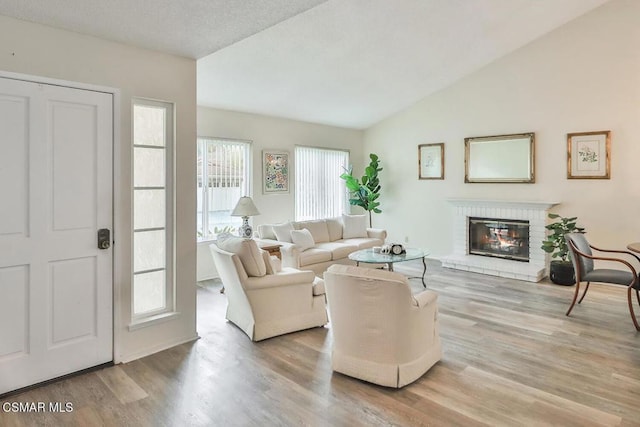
[
  {"left": 566, "top": 281, "right": 581, "bottom": 316},
  {"left": 627, "top": 286, "right": 640, "bottom": 331},
  {"left": 578, "top": 282, "right": 590, "bottom": 304}
]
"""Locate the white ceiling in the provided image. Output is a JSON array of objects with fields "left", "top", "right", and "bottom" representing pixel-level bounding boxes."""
[{"left": 0, "top": 0, "right": 610, "bottom": 129}]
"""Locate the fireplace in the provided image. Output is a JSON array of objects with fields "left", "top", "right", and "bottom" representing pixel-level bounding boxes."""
[
  {"left": 468, "top": 217, "right": 529, "bottom": 262},
  {"left": 441, "top": 199, "right": 559, "bottom": 282}
]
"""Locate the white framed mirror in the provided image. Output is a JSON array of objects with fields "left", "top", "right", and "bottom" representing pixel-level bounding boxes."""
[{"left": 464, "top": 132, "right": 535, "bottom": 183}]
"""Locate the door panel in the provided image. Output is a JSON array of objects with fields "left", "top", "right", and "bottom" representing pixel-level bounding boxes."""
[
  {"left": 0, "top": 77, "right": 113, "bottom": 395},
  {"left": 0, "top": 93, "right": 28, "bottom": 236}
]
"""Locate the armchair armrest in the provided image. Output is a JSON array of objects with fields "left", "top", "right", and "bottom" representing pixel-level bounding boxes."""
[
  {"left": 569, "top": 242, "right": 638, "bottom": 278},
  {"left": 413, "top": 290, "right": 438, "bottom": 308},
  {"left": 366, "top": 228, "right": 387, "bottom": 241},
  {"left": 244, "top": 268, "right": 316, "bottom": 290}
]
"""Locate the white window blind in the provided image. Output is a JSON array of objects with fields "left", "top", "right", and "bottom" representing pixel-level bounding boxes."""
[
  {"left": 197, "top": 138, "right": 251, "bottom": 239},
  {"left": 295, "top": 146, "right": 349, "bottom": 220}
]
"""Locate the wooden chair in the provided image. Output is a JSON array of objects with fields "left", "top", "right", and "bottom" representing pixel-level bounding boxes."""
[{"left": 565, "top": 233, "right": 640, "bottom": 330}]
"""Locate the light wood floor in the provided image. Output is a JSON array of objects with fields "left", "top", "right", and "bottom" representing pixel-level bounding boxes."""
[{"left": 2, "top": 260, "right": 640, "bottom": 426}]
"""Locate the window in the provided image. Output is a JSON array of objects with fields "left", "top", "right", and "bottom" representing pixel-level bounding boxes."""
[
  {"left": 132, "top": 99, "right": 174, "bottom": 319},
  {"left": 295, "top": 146, "right": 349, "bottom": 220},
  {"left": 197, "top": 138, "right": 251, "bottom": 239}
]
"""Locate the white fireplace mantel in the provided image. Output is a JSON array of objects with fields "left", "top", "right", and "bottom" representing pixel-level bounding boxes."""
[{"left": 440, "top": 199, "right": 559, "bottom": 282}]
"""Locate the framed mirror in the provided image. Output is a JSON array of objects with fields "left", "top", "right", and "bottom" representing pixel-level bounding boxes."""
[{"left": 464, "top": 132, "right": 535, "bottom": 183}]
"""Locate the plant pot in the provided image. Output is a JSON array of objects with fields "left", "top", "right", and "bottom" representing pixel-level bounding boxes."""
[{"left": 549, "top": 261, "right": 575, "bottom": 286}]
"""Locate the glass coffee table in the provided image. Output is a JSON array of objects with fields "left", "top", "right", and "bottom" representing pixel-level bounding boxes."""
[{"left": 348, "top": 247, "right": 429, "bottom": 288}]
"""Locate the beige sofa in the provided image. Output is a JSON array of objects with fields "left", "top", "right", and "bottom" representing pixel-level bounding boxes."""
[
  {"left": 324, "top": 264, "right": 442, "bottom": 388},
  {"left": 210, "top": 237, "right": 328, "bottom": 341},
  {"left": 256, "top": 215, "right": 387, "bottom": 276}
]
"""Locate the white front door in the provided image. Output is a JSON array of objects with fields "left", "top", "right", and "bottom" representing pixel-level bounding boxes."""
[{"left": 0, "top": 77, "right": 113, "bottom": 394}]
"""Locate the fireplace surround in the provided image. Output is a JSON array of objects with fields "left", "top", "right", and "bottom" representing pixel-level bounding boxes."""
[{"left": 441, "top": 199, "right": 558, "bottom": 282}]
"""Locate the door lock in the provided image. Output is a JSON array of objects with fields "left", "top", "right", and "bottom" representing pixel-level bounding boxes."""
[{"left": 98, "top": 229, "right": 111, "bottom": 250}]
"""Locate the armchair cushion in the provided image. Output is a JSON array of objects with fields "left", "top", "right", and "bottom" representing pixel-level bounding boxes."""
[
  {"left": 216, "top": 234, "right": 266, "bottom": 277},
  {"left": 583, "top": 269, "right": 636, "bottom": 286},
  {"left": 342, "top": 214, "right": 368, "bottom": 239}
]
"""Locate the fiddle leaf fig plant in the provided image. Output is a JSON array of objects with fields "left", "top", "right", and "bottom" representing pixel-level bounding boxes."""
[
  {"left": 541, "top": 213, "right": 585, "bottom": 262},
  {"left": 340, "top": 153, "right": 382, "bottom": 227}
]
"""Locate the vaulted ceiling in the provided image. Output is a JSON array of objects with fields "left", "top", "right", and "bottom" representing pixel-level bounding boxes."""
[{"left": 0, "top": 0, "right": 611, "bottom": 129}]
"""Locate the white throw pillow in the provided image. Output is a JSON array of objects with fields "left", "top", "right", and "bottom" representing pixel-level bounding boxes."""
[
  {"left": 216, "top": 234, "right": 267, "bottom": 277},
  {"left": 342, "top": 214, "right": 368, "bottom": 239},
  {"left": 296, "top": 220, "right": 330, "bottom": 243},
  {"left": 272, "top": 222, "right": 294, "bottom": 243},
  {"left": 290, "top": 228, "right": 316, "bottom": 251}
]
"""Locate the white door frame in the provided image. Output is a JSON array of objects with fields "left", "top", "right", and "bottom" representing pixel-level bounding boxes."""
[{"left": 0, "top": 70, "right": 122, "bottom": 364}]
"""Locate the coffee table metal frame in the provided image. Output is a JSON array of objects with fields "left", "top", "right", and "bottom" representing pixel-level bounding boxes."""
[{"left": 348, "top": 247, "right": 428, "bottom": 288}]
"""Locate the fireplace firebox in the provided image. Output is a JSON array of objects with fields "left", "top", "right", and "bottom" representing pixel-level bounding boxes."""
[{"left": 468, "top": 217, "right": 530, "bottom": 262}]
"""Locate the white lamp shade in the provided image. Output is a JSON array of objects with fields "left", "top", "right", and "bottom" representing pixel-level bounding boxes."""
[{"left": 231, "top": 196, "right": 260, "bottom": 217}]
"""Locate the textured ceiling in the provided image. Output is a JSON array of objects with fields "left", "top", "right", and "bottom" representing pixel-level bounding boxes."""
[{"left": 0, "top": 0, "right": 611, "bottom": 129}]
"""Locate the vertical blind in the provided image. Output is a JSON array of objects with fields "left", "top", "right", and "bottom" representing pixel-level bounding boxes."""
[
  {"left": 197, "top": 138, "right": 251, "bottom": 239},
  {"left": 295, "top": 146, "right": 349, "bottom": 221}
]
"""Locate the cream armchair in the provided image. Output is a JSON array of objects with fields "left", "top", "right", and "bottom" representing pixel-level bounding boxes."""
[
  {"left": 210, "top": 242, "right": 328, "bottom": 341},
  {"left": 324, "top": 264, "right": 442, "bottom": 388}
]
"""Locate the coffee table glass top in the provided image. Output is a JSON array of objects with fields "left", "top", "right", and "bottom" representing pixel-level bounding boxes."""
[{"left": 348, "top": 247, "right": 428, "bottom": 264}]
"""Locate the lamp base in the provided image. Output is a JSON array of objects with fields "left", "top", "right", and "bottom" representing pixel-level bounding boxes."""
[{"left": 238, "top": 217, "right": 253, "bottom": 238}]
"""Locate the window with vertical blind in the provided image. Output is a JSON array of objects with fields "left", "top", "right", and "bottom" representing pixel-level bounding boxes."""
[
  {"left": 132, "top": 99, "right": 174, "bottom": 319},
  {"left": 197, "top": 138, "right": 251, "bottom": 239},
  {"left": 295, "top": 146, "right": 349, "bottom": 220}
]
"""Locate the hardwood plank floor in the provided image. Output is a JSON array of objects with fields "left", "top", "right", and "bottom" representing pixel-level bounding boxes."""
[{"left": 2, "top": 260, "right": 639, "bottom": 426}]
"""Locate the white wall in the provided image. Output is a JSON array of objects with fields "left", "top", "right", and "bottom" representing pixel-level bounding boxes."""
[
  {"left": 363, "top": 0, "right": 640, "bottom": 258},
  {"left": 0, "top": 16, "right": 198, "bottom": 362},
  {"left": 198, "top": 106, "right": 364, "bottom": 225}
]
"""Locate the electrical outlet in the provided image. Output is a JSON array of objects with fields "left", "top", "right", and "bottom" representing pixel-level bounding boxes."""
[{"left": 404, "top": 236, "right": 409, "bottom": 243}]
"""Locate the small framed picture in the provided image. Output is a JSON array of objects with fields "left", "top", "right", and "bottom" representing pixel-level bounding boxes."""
[
  {"left": 418, "top": 143, "right": 444, "bottom": 180},
  {"left": 567, "top": 131, "right": 610, "bottom": 179},
  {"left": 263, "top": 150, "right": 290, "bottom": 193}
]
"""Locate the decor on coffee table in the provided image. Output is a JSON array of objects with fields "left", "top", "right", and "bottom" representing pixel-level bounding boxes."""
[
  {"left": 418, "top": 143, "right": 444, "bottom": 180},
  {"left": 340, "top": 153, "right": 382, "bottom": 227},
  {"left": 541, "top": 213, "right": 585, "bottom": 285},
  {"left": 263, "top": 150, "right": 289, "bottom": 193},
  {"left": 567, "top": 131, "right": 610, "bottom": 179}
]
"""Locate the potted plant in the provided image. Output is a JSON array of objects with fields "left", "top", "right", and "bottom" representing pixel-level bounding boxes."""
[
  {"left": 541, "top": 213, "right": 585, "bottom": 285},
  {"left": 340, "top": 153, "right": 382, "bottom": 227}
]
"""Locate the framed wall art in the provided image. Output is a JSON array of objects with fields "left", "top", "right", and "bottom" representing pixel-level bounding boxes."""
[
  {"left": 263, "top": 150, "right": 290, "bottom": 193},
  {"left": 418, "top": 143, "right": 444, "bottom": 180},
  {"left": 567, "top": 131, "right": 610, "bottom": 179}
]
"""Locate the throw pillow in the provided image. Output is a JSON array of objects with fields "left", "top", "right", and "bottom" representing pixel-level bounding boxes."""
[
  {"left": 326, "top": 217, "right": 343, "bottom": 241},
  {"left": 297, "top": 220, "right": 330, "bottom": 243},
  {"left": 256, "top": 224, "right": 276, "bottom": 240},
  {"left": 272, "top": 222, "right": 294, "bottom": 243},
  {"left": 261, "top": 249, "right": 274, "bottom": 275},
  {"left": 290, "top": 228, "right": 315, "bottom": 251},
  {"left": 342, "top": 214, "right": 368, "bottom": 239},
  {"left": 216, "top": 233, "right": 267, "bottom": 277}
]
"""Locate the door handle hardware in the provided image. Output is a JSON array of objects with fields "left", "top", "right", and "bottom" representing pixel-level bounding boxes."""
[{"left": 98, "top": 229, "right": 111, "bottom": 250}]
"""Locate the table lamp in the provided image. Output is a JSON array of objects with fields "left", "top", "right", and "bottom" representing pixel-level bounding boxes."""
[{"left": 231, "top": 196, "right": 260, "bottom": 238}]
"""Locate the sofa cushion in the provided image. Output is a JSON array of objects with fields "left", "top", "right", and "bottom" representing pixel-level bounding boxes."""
[
  {"left": 296, "top": 220, "right": 330, "bottom": 243},
  {"left": 340, "top": 237, "right": 384, "bottom": 250},
  {"left": 342, "top": 214, "right": 368, "bottom": 239},
  {"left": 273, "top": 222, "right": 294, "bottom": 243},
  {"left": 257, "top": 224, "right": 276, "bottom": 240},
  {"left": 216, "top": 234, "right": 266, "bottom": 277},
  {"left": 290, "top": 228, "right": 316, "bottom": 251},
  {"left": 315, "top": 242, "right": 359, "bottom": 260},
  {"left": 298, "top": 248, "right": 332, "bottom": 266},
  {"left": 326, "top": 217, "right": 343, "bottom": 241}
]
